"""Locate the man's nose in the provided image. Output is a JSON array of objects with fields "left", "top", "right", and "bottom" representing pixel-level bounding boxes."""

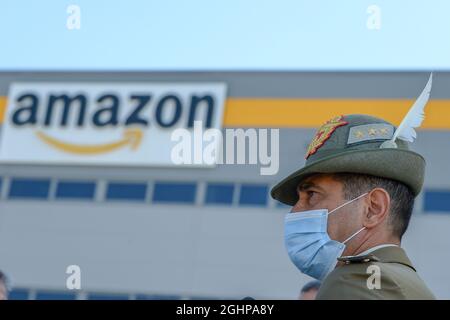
[{"left": 291, "top": 197, "right": 307, "bottom": 213}]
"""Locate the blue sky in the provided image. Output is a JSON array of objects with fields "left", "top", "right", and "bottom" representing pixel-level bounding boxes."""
[{"left": 1, "top": 0, "right": 449, "bottom": 70}]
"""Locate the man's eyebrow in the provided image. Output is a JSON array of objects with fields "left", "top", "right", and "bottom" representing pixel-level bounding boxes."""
[{"left": 297, "top": 182, "right": 325, "bottom": 192}]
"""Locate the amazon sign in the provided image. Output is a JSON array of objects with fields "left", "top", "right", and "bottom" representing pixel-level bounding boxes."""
[{"left": 0, "top": 82, "right": 227, "bottom": 166}]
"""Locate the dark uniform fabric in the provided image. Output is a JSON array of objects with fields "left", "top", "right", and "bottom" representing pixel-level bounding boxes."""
[{"left": 316, "top": 246, "right": 435, "bottom": 300}]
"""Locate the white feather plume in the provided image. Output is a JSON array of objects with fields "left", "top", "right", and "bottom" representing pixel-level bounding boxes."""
[{"left": 391, "top": 73, "right": 433, "bottom": 143}]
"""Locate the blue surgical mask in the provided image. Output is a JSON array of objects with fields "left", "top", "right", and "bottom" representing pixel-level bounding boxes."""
[{"left": 284, "top": 192, "right": 368, "bottom": 280}]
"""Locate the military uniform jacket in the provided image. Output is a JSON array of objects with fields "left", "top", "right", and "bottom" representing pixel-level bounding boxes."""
[{"left": 316, "top": 246, "right": 435, "bottom": 300}]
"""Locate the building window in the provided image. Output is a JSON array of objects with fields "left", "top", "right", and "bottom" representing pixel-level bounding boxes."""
[
  {"left": 153, "top": 182, "right": 197, "bottom": 204},
  {"left": 205, "top": 183, "right": 234, "bottom": 205},
  {"left": 88, "top": 293, "right": 130, "bottom": 300},
  {"left": 8, "top": 288, "right": 29, "bottom": 300},
  {"left": 106, "top": 182, "right": 147, "bottom": 201},
  {"left": 424, "top": 190, "right": 450, "bottom": 212},
  {"left": 9, "top": 178, "right": 50, "bottom": 199},
  {"left": 35, "top": 291, "right": 77, "bottom": 300},
  {"left": 56, "top": 181, "right": 96, "bottom": 200},
  {"left": 239, "top": 184, "right": 268, "bottom": 206},
  {"left": 135, "top": 294, "right": 182, "bottom": 300}
]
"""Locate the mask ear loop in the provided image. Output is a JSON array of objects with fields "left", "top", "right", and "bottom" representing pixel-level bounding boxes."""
[
  {"left": 328, "top": 192, "right": 369, "bottom": 215},
  {"left": 342, "top": 226, "right": 366, "bottom": 244},
  {"left": 327, "top": 192, "right": 370, "bottom": 245}
]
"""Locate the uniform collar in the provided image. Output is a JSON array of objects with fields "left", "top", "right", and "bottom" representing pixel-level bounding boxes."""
[
  {"left": 368, "top": 246, "right": 416, "bottom": 272},
  {"left": 337, "top": 246, "right": 416, "bottom": 272},
  {"left": 357, "top": 244, "right": 398, "bottom": 256}
]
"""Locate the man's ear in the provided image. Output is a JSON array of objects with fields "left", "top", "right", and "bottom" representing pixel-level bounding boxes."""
[{"left": 363, "top": 188, "right": 390, "bottom": 229}]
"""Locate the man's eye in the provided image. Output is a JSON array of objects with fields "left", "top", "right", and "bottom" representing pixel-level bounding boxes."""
[{"left": 307, "top": 191, "right": 316, "bottom": 197}]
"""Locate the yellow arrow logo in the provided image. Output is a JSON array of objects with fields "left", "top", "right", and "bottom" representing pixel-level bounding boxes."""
[{"left": 35, "top": 128, "right": 143, "bottom": 155}]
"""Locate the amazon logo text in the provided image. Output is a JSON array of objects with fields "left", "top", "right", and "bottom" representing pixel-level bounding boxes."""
[{"left": 0, "top": 83, "right": 227, "bottom": 166}]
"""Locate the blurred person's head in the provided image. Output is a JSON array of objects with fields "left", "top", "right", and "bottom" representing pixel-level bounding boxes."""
[
  {"left": 299, "top": 280, "right": 321, "bottom": 300},
  {"left": 0, "top": 270, "right": 9, "bottom": 300}
]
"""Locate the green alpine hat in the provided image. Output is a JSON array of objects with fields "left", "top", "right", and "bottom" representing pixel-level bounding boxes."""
[{"left": 271, "top": 114, "right": 426, "bottom": 206}]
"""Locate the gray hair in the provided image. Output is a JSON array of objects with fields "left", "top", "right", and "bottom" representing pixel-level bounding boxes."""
[{"left": 331, "top": 173, "right": 415, "bottom": 239}]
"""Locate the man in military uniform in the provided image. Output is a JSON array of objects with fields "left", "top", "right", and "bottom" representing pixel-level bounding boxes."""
[{"left": 271, "top": 113, "right": 435, "bottom": 299}]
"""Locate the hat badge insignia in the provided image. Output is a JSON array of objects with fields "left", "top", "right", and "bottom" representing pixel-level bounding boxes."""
[{"left": 305, "top": 115, "right": 348, "bottom": 159}]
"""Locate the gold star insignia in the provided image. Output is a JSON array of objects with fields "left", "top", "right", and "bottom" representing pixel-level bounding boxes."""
[
  {"left": 368, "top": 128, "right": 377, "bottom": 136},
  {"left": 354, "top": 130, "right": 364, "bottom": 138}
]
